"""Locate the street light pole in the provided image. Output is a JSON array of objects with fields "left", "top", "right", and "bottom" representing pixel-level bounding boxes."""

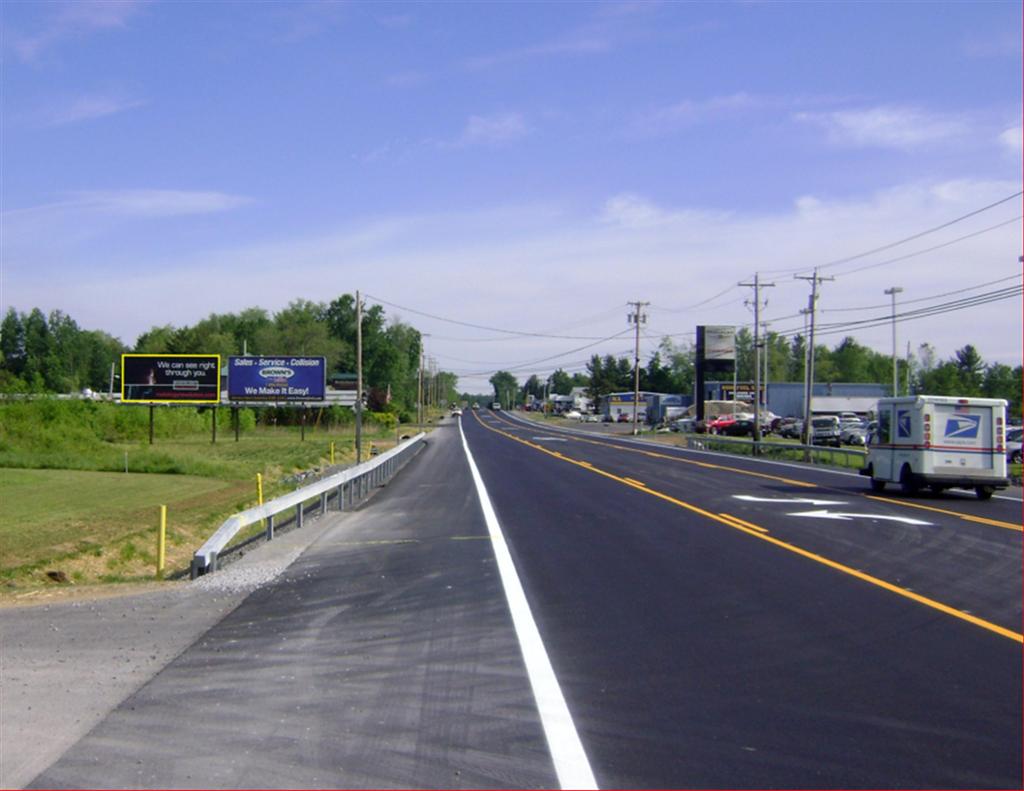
[{"left": 885, "top": 286, "right": 903, "bottom": 397}]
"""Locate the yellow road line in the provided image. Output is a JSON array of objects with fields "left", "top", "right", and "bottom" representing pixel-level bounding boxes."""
[
  {"left": 863, "top": 495, "right": 1022, "bottom": 532},
  {"left": 492, "top": 412, "right": 817, "bottom": 489},
  {"left": 624, "top": 477, "right": 646, "bottom": 487},
  {"left": 718, "top": 513, "right": 770, "bottom": 534},
  {"left": 470, "top": 410, "right": 1023, "bottom": 644}
]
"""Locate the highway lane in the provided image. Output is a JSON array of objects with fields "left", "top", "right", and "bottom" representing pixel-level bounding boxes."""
[
  {"left": 490, "top": 410, "right": 1023, "bottom": 633},
  {"left": 29, "top": 424, "right": 561, "bottom": 790},
  {"left": 463, "top": 408, "right": 1022, "bottom": 788}
]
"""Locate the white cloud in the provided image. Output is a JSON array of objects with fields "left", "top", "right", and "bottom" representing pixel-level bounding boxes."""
[
  {"left": 458, "top": 113, "right": 529, "bottom": 147},
  {"left": 6, "top": 180, "right": 1021, "bottom": 389},
  {"left": 630, "top": 92, "right": 761, "bottom": 137},
  {"left": 999, "top": 126, "right": 1022, "bottom": 155},
  {"left": 11, "top": 0, "right": 142, "bottom": 62},
  {"left": 2, "top": 189, "right": 253, "bottom": 250},
  {"left": 962, "top": 31, "right": 1022, "bottom": 58},
  {"left": 794, "top": 105, "right": 969, "bottom": 149},
  {"left": 66, "top": 189, "right": 252, "bottom": 217},
  {"left": 39, "top": 94, "right": 146, "bottom": 127}
]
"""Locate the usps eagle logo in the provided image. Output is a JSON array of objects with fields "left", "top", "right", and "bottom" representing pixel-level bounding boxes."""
[{"left": 944, "top": 414, "right": 980, "bottom": 439}]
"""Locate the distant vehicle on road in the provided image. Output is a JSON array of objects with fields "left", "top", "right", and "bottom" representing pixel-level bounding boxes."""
[
  {"left": 861, "top": 395, "right": 1009, "bottom": 499},
  {"left": 491, "top": 401, "right": 501, "bottom": 410},
  {"left": 450, "top": 408, "right": 463, "bottom": 417}
]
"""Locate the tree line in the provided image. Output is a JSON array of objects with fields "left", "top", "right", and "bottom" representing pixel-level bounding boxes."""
[
  {"left": 1, "top": 297, "right": 460, "bottom": 422},
  {"left": 488, "top": 328, "right": 1021, "bottom": 418}
]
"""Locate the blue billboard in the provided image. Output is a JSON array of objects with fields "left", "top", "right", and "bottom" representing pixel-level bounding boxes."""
[{"left": 228, "top": 356, "right": 326, "bottom": 401}]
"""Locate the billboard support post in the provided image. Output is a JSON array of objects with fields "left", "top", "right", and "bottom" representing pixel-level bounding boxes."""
[
  {"left": 301, "top": 408, "right": 306, "bottom": 442},
  {"left": 233, "top": 407, "right": 240, "bottom": 442},
  {"left": 149, "top": 405, "right": 154, "bottom": 445},
  {"left": 212, "top": 406, "right": 217, "bottom": 445}
]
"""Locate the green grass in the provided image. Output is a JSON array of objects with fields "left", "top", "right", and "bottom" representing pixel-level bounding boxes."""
[
  {"left": 0, "top": 468, "right": 230, "bottom": 568},
  {"left": 0, "top": 399, "right": 406, "bottom": 592}
]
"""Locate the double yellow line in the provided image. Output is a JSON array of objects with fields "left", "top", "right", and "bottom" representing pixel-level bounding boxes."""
[
  {"left": 471, "top": 410, "right": 1023, "bottom": 644},
  {"left": 505, "top": 412, "right": 1023, "bottom": 533}
]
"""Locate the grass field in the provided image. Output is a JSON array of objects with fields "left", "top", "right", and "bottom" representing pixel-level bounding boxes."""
[{"left": 0, "top": 419, "right": 404, "bottom": 595}]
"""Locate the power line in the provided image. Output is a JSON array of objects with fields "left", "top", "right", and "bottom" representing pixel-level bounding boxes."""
[
  {"left": 451, "top": 330, "right": 634, "bottom": 376},
  {"left": 363, "top": 293, "right": 617, "bottom": 340},
  {"left": 834, "top": 215, "right": 1022, "bottom": 278},
  {"left": 767, "top": 283, "right": 1022, "bottom": 341},
  {"left": 823, "top": 272, "right": 1022, "bottom": 313},
  {"left": 762, "top": 190, "right": 1023, "bottom": 276}
]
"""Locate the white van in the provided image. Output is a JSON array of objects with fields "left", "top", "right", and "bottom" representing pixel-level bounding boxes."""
[{"left": 861, "top": 396, "right": 1009, "bottom": 499}]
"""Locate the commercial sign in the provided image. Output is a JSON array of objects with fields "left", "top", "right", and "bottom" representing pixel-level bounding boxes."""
[
  {"left": 702, "top": 325, "right": 736, "bottom": 361},
  {"left": 228, "top": 356, "right": 326, "bottom": 401},
  {"left": 121, "top": 354, "right": 221, "bottom": 404}
]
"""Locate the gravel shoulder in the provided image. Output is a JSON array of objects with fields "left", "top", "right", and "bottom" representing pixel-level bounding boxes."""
[{"left": 0, "top": 511, "right": 340, "bottom": 789}]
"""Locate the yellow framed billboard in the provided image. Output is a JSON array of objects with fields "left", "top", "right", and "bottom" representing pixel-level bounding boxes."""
[{"left": 121, "top": 354, "right": 221, "bottom": 404}]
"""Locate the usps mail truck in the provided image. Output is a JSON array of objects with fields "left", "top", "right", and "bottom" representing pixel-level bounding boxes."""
[{"left": 860, "top": 396, "right": 1009, "bottom": 499}]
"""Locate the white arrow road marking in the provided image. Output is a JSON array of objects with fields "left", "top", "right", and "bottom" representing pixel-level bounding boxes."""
[
  {"left": 788, "top": 509, "right": 932, "bottom": 526},
  {"left": 733, "top": 495, "right": 848, "bottom": 506}
]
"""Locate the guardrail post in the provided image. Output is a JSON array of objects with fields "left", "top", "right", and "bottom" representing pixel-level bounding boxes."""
[
  {"left": 320, "top": 492, "right": 327, "bottom": 514},
  {"left": 210, "top": 550, "right": 219, "bottom": 573},
  {"left": 266, "top": 514, "right": 274, "bottom": 541},
  {"left": 297, "top": 501, "right": 304, "bottom": 529}
]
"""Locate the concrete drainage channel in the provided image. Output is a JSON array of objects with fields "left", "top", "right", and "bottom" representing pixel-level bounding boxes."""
[{"left": 190, "top": 433, "right": 427, "bottom": 578}]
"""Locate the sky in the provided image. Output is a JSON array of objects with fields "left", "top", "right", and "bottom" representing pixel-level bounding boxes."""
[{"left": 2, "top": 0, "right": 1021, "bottom": 392}]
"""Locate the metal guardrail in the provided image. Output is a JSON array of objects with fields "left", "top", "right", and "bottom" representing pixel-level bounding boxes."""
[
  {"left": 190, "top": 432, "right": 426, "bottom": 578},
  {"left": 675, "top": 432, "right": 867, "bottom": 466}
]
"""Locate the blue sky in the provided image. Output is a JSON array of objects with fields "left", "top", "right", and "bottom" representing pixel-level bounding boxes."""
[{"left": 2, "top": 0, "right": 1021, "bottom": 391}]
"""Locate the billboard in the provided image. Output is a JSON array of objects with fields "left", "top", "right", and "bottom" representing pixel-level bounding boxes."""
[
  {"left": 121, "top": 354, "right": 221, "bottom": 403},
  {"left": 702, "top": 325, "right": 736, "bottom": 361},
  {"left": 228, "top": 356, "right": 326, "bottom": 401}
]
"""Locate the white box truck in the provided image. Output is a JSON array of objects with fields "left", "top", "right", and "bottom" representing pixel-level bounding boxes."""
[{"left": 860, "top": 396, "right": 1009, "bottom": 499}]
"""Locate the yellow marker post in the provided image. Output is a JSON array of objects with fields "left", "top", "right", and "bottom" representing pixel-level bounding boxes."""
[
  {"left": 256, "top": 472, "right": 264, "bottom": 506},
  {"left": 156, "top": 505, "right": 167, "bottom": 579},
  {"left": 330, "top": 441, "right": 336, "bottom": 465}
]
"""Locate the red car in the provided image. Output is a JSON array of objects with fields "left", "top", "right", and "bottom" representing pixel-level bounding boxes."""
[{"left": 707, "top": 415, "right": 737, "bottom": 434}]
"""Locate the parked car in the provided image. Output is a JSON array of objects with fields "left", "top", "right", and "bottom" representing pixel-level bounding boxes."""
[
  {"left": 840, "top": 420, "right": 868, "bottom": 446},
  {"left": 707, "top": 414, "right": 737, "bottom": 434},
  {"left": 810, "top": 415, "right": 842, "bottom": 447},
  {"left": 564, "top": 409, "right": 582, "bottom": 420},
  {"left": 777, "top": 417, "right": 803, "bottom": 439},
  {"left": 1007, "top": 427, "right": 1022, "bottom": 464}
]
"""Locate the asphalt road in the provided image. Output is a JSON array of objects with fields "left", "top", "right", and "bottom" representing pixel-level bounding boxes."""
[
  {"left": 26, "top": 425, "right": 558, "bottom": 790},
  {"left": 461, "top": 408, "right": 1022, "bottom": 788},
  {"left": 15, "top": 410, "right": 1023, "bottom": 789}
]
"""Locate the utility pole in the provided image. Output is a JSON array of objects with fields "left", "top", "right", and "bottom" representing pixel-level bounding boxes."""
[
  {"left": 417, "top": 339, "right": 424, "bottom": 429},
  {"left": 739, "top": 273, "right": 775, "bottom": 446},
  {"left": 356, "top": 290, "right": 363, "bottom": 464},
  {"left": 627, "top": 301, "right": 649, "bottom": 436},
  {"left": 761, "top": 320, "right": 770, "bottom": 416},
  {"left": 795, "top": 269, "right": 834, "bottom": 445},
  {"left": 884, "top": 286, "right": 904, "bottom": 397}
]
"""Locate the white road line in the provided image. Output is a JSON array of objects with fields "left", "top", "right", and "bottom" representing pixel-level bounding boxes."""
[{"left": 459, "top": 420, "right": 598, "bottom": 790}]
